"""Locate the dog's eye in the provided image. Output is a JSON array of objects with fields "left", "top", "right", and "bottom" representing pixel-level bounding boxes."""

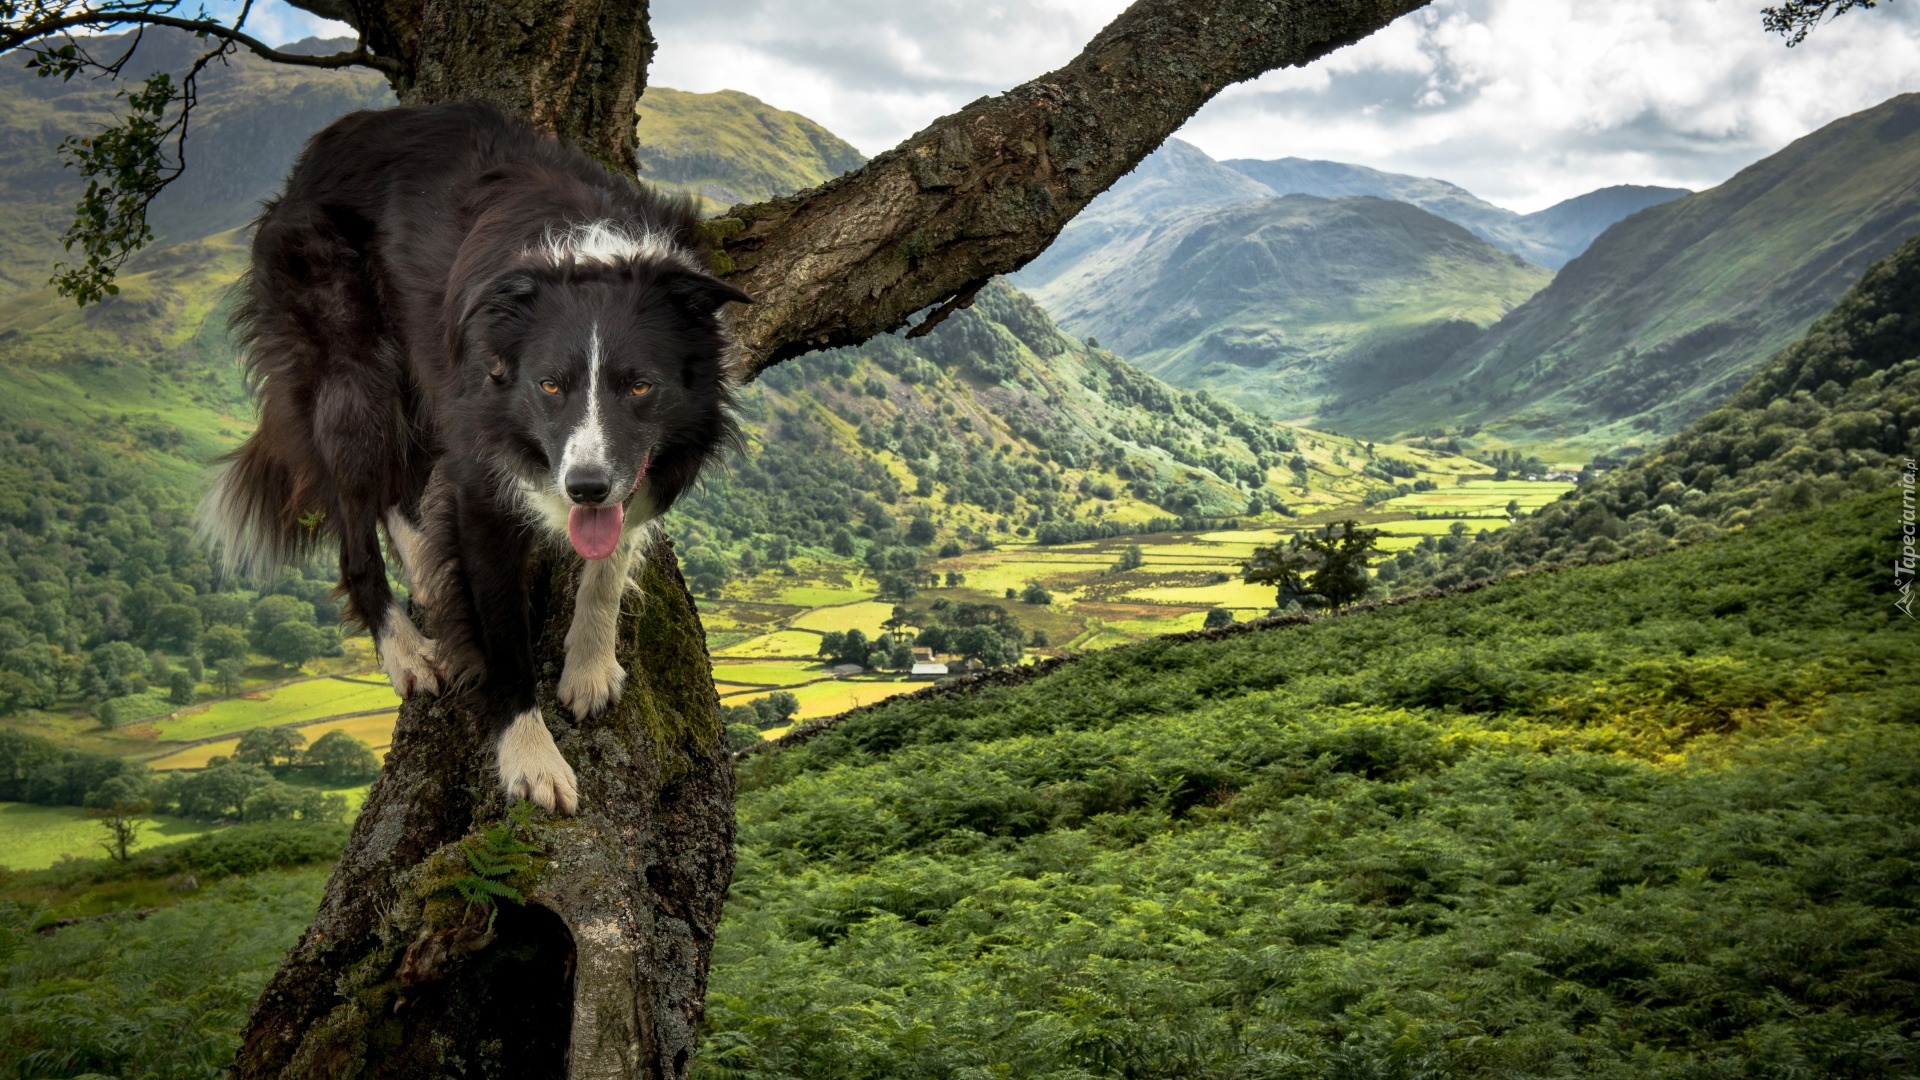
[
  {"left": 539, "top": 379, "right": 560, "bottom": 394},
  {"left": 630, "top": 382, "right": 653, "bottom": 397}
]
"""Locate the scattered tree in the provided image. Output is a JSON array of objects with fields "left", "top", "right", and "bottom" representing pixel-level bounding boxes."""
[
  {"left": 303, "top": 730, "right": 382, "bottom": 784},
  {"left": 234, "top": 725, "right": 307, "bottom": 768},
  {"left": 258, "top": 620, "right": 332, "bottom": 671},
  {"left": 167, "top": 668, "right": 196, "bottom": 706},
  {"left": 1244, "top": 520, "right": 1383, "bottom": 612},
  {"left": 201, "top": 624, "right": 249, "bottom": 663},
  {"left": 85, "top": 773, "right": 152, "bottom": 862},
  {"left": 725, "top": 722, "right": 763, "bottom": 752},
  {"left": 212, "top": 656, "right": 246, "bottom": 697}
]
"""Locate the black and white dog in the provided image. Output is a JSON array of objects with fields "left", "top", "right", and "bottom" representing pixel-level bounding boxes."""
[{"left": 203, "top": 102, "right": 746, "bottom": 814}]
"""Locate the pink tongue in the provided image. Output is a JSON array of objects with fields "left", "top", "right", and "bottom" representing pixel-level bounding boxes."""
[{"left": 567, "top": 502, "right": 625, "bottom": 560}]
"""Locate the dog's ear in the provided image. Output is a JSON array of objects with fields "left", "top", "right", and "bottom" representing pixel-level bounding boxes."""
[
  {"left": 661, "top": 269, "right": 752, "bottom": 317},
  {"left": 452, "top": 270, "right": 541, "bottom": 378}
]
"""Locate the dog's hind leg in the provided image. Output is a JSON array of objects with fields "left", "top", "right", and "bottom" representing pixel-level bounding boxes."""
[
  {"left": 378, "top": 505, "right": 447, "bottom": 697},
  {"left": 313, "top": 371, "right": 441, "bottom": 699},
  {"left": 557, "top": 523, "right": 647, "bottom": 721}
]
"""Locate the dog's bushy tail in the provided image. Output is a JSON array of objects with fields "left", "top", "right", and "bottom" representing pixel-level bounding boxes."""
[{"left": 198, "top": 437, "right": 329, "bottom": 582}]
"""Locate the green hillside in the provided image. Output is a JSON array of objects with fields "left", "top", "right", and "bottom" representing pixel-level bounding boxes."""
[
  {"left": 1391, "top": 230, "right": 1920, "bottom": 592},
  {"left": 699, "top": 492, "right": 1915, "bottom": 1077},
  {"left": 1338, "top": 92, "right": 1920, "bottom": 454},
  {"left": 635, "top": 86, "right": 865, "bottom": 211},
  {"left": 0, "top": 31, "right": 391, "bottom": 301},
  {"left": 6, "top": 491, "right": 1906, "bottom": 1077},
  {"left": 1027, "top": 194, "right": 1553, "bottom": 421}
]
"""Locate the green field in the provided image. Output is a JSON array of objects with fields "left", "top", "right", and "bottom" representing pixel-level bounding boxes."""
[
  {"left": 152, "top": 677, "right": 401, "bottom": 744},
  {"left": 709, "top": 662, "right": 826, "bottom": 688},
  {"left": 148, "top": 712, "right": 398, "bottom": 771},
  {"left": 0, "top": 802, "right": 214, "bottom": 870},
  {"left": 697, "top": 464, "right": 1571, "bottom": 725},
  {"left": 788, "top": 601, "right": 899, "bottom": 636}
]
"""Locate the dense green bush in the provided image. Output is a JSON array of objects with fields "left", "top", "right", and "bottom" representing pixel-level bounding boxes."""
[{"left": 0, "top": 730, "right": 141, "bottom": 807}]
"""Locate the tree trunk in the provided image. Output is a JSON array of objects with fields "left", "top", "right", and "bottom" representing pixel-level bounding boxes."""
[
  {"left": 235, "top": 2, "right": 1429, "bottom": 1076},
  {"left": 235, "top": 543, "right": 732, "bottom": 1078}
]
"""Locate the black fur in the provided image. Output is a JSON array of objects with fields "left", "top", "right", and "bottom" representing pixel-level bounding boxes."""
[{"left": 209, "top": 102, "right": 744, "bottom": 795}]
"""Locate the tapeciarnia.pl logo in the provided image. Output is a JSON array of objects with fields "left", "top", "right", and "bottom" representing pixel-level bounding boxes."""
[{"left": 1899, "top": 458, "right": 1917, "bottom": 620}]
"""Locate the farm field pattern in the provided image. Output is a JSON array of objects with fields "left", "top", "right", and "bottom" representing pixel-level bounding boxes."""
[{"left": 4, "top": 427, "right": 1568, "bottom": 867}]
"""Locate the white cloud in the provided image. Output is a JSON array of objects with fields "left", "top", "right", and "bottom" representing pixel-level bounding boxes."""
[
  {"left": 233, "top": 0, "right": 1920, "bottom": 212},
  {"left": 648, "top": 0, "right": 1131, "bottom": 152},
  {"left": 1178, "top": 0, "right": 1920, "bottom": 209},
  {"left": 206, "top": 1, "right": 355, "bottom": 47}
]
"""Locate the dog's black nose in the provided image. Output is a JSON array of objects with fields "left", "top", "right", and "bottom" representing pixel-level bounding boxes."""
[{"left": 566, "top": 468, "right": 612, "bottom": 504}]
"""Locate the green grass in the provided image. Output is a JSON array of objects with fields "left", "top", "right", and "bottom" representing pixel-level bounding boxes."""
[
  {"left": 712, "top": 630, "right": 829, "bottom": 659},
  {"left": 710, "top": 662, "right": 828, "bottom": 687},
  {"left": 788, "top": 601, "right": 900, "bottom": 636},
  {"left": 0, "top": 803, "right": 214, "bottom": 871},
  {"left": 726, "top": 677, "right": 928, "bottom": 722},
  {"left": 0, "top": 866, "right": 330, "bottom": 1076}
]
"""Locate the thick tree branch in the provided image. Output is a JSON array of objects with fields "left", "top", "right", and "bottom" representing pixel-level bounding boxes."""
[{"left": 714, "top": 0, "right": 1432, "bottom": 375}]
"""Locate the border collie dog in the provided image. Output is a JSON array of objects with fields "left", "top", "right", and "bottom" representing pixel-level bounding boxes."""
[{"left": 204, "top": 102, "right": 747, "bottom": 815}]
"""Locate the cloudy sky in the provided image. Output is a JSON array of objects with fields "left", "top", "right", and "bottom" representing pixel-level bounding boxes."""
[{"left": 259, "top": 0, "right": 1920, "bottom": 212}]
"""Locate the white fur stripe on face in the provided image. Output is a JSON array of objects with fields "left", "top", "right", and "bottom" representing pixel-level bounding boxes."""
[{"left": 557, "top": 323, "right": 608, "bottom": 491}]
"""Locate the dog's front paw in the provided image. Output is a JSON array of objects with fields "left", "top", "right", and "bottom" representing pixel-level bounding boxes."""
[
  {"left": 378, "top": 616, "right": 442, "bottom": 698},
  {"left": 558, "top": 651, "right": 627, "bottom": 721},
  {"left": 497, "top": 709, "right": 579, "bottom": 815}
]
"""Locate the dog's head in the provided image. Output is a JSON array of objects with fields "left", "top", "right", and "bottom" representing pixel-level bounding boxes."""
[{"left": 457, "top": 239, "right": 749, "bottom": 560}]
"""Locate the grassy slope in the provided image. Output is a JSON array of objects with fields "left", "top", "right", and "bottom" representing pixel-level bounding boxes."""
[
  {"left": 2, "top": 496, "right": 1902, "bottom": 1077},
  {"left": 635, "top": 87, "right": 864, "bottom": 212},
  {"left": 704, "top": 494, "right": 1915, "bottom": 1078},
  {"left": 1027, "top": 194, "right": 1553, "bottom": 422},
  {"left": 1398, "top": 231, "right": 1920, "bottom": 592},
  {"left": 1338, "top": 92, "right": 1920, "bottom": 455}
]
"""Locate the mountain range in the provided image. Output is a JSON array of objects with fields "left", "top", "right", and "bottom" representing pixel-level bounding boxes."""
[
  {"left": 1020, "top": 189, "right": 1553, "bottom": 421},
  {"left": 1335, "top": 92, "right": 1920, "bottom": 452},
  {"left": 1220, "top": 156, "right": 1688, "bottom": 271},
  {"left": 1021, "top": 98, "right": 1920, "bottom": 455}
]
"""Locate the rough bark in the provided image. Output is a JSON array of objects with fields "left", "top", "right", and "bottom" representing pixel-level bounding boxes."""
[
  {"left": 235, "top": 541, "right": 732, "bottom": 1078},
  {"left": 348, "top": 0, "right": 655, "bottom": 172},
  {"left": 229, "top": 2, "right": 1429, "bottom": 1077}
]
